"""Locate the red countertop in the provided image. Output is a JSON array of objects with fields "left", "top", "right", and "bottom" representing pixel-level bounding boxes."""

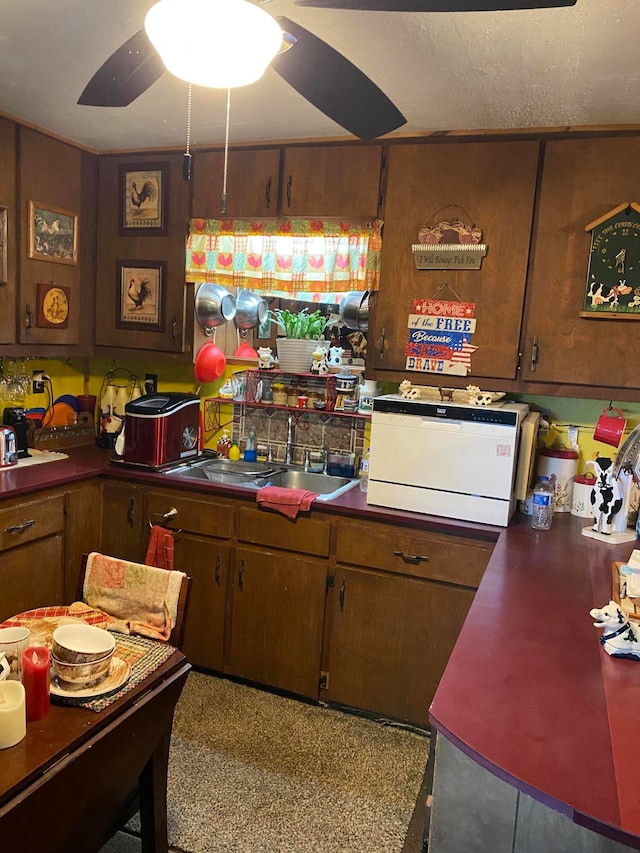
[
  {"left": 429, "top": 511, "right": 640, "bottom": 848},
  {"left": 3, "top": 445, "right": 637, "bottom": 845}
]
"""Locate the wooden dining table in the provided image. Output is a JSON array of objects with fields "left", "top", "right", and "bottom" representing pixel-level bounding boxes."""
[{"left": 0, "top": 607, "right": 191, "bottom": 853}]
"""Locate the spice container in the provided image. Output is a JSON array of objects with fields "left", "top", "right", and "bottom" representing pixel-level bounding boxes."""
[{"left": 272, "top": 383, "right": 287, "bottom": 405}]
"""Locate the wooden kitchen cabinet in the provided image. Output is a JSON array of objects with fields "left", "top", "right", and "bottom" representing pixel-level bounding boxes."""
[
  {"left": 0, "top": 493, "right": 65, "bottom": 621},
  {"left": 226, "top": 545, "right": 327, "bottom": 698},
  {"left": 95, "top": 153, "right": 190, "bottom": 355},
  {"left": 144, "top": 488, "right": 233, "bottom": 669},
  {"left": 282, "top": 144, "right": 382, "bottom": 218},
  {"left": 0, "top": 117, "right": 17, "bottom": 349},
  {"left": 192, "top": 147, "right": 281, "bottom": 218},
  {"left": 322, "top": 517, "right": 494, "bottom": 725},
  {"left": 16, "top": 127, "right": 97, "bottom": 355},
  {"left": 64, "top": 481, "right": 103, "bottom": 602},
  {"left": 100, "top": 480, "right": 146, "bottom": 563},
  {"left": 372, "top": 140, "right": 540, "bottom": 380},
  {"left": 522, "top": 136, "right": 640, "bottom": 392}
]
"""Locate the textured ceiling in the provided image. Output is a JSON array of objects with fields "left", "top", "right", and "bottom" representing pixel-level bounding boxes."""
[{"left": 0, "top": 0, "right": 637, "bottom": 152}]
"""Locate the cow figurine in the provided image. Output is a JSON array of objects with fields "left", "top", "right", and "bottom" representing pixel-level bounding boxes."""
[
  {"left": 588, "top": 456, "right": 624, "bottom": 535},
  {"left": 310, "top": 347, "right": 329, "bottom": 375},
  {"left": 328, "top": 346, "right": 344, "bottom": 367},
  {"left": 257, "top": 347, "right": 274, "bottom": 369},
  {"left": 591, "top": 600, "right": 640, "bottom": 661}
]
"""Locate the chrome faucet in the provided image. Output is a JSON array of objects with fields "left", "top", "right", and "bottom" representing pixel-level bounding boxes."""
[{"left": 285, "top": 413, "right": 295, "bottom": 464}]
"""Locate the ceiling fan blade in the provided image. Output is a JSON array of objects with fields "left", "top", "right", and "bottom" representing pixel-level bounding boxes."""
[
  {"left": 78, "top": 28, "right": 166, "bottom": 107},
  {"left": 294, "top": 1, "right": 576, "bottom": 10},
  {"left": 272, "top": 17, "right": 405, "bottom": 140}
]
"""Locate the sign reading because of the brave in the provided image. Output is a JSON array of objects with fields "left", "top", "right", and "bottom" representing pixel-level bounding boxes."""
[{"left": 405, "top": 298, "right": 478, "bottom": 375}]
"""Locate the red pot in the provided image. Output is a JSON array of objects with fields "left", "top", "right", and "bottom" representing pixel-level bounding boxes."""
[{"left": 195, "top": 340, "right": 226, "bottom": 383}]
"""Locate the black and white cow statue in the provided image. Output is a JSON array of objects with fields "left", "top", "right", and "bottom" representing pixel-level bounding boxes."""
[{"left": 588, "top": 456, "right": 623, "bottom": 535}]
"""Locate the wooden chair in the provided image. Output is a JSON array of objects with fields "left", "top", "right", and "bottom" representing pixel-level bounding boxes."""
[{"left": 77, "top": 552, "right": 192, "bottom": 650}]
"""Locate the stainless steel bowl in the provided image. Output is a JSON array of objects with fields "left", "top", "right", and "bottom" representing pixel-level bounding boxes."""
[
  {"left": 235, "top": 289, "right": 268, "bottom": 330},
  {"left": 339, "top": 290, "right": 369, "bottom": 332},
  {"left": 195, "top": 283, "right": 236, "bottom": 333}
]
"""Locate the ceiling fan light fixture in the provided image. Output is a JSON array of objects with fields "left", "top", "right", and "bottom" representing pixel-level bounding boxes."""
[{"left": 144, "top": 0, "right": 283, "bottom": 88}]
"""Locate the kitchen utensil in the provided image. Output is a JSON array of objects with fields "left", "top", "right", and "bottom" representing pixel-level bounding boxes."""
[
  {"left": 0, "top": 426, "right": 18, "bottom": 468},
  {"left": 593, "top": 406, "right": 627, "bottom": 448},
  {"left": 235, "top": 290, "right": 268, "bottom": 330},
  {"left": 339, "top": 290, "right": 369, "bottom": 332},
  {"left": 234, "top": 340, "right": 259, "bottom": 359},
  {"left": 195, "top": 340, "right": 227, "bottom": 383},
  {"left": 194, "top": 283, "right": 236, "bottom": 333}
]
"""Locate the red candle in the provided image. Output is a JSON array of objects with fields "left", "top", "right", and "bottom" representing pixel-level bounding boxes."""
[{"left": 22, "top": 646, "right": 50, "bottom": 722}]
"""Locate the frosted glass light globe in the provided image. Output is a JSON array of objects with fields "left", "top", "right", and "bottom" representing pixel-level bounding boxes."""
[{"left": 145, "top": 0, "right": 282, "bottom": 89}]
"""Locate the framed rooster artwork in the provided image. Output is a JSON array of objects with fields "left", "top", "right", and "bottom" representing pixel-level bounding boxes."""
[
  {"left": 116, "top": 260, "right": 166, "bottom": 331},
  {"left": 120, "top": 163, "right": 168, "bottom": 235},
  {"left": 28, "top": 201, "right": 78, "bottom": 265}
]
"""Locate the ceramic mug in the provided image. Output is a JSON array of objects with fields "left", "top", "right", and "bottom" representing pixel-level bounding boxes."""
[
  {"left": 593, "top": 406, "right": 627, "bottom": 448},
  {"left": 0, "top": 653, "right": 10, "bottom": 681},
  {"left": 0, "top": 627, "right": 30, "bottom": 681}
]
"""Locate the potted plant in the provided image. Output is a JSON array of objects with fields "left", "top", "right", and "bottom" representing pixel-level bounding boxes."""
[{"left": 272, "top": 307, "right": 329, "bottom": 373}]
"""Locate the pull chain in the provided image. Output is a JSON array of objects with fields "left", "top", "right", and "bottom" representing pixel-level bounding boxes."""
[
  {"left": 183, "top": 82, "right": 192, "bottom": 181},
  {"left": 220, "top": 87, "right": 231, "bottom": 215}
]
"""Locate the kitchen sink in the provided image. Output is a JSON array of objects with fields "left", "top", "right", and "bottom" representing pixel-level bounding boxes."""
[{"left": 163, "top": 456, "right": 359, "bottom": 501}]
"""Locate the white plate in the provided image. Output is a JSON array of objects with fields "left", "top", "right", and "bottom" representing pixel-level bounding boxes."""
[{"left": 50, "top": 656, "right": 131, "bottom": 699}]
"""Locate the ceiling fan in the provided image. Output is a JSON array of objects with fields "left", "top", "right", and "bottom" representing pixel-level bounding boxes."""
[{"left": 78, "top": 0, "right": 577, "bottom": 141}]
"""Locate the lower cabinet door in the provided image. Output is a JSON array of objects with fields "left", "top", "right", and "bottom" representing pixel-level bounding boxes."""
[
  {"left": 174, "top": 533, "right": 229, "bottom": 671},
  {"left": 226, "top": 546, "right": 327, "bottom": 698},
  {"left": 0, "top": 534, "right": 64, "bottom": 622},
  {"left": 323, "top": 567, "right": 475, "bottom": 727}
]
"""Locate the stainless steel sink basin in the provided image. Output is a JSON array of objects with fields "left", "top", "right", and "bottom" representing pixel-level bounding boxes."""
[{"left": 163, "top": 456, "right": 359, "bottom": 500}]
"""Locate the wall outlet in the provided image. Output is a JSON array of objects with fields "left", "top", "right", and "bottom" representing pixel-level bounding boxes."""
[
  {"left": 32, "top": 370, "right": 46, "bottom": 394},
  {"left": 145, "top": 373, "right": 158, "bottom": 395}
]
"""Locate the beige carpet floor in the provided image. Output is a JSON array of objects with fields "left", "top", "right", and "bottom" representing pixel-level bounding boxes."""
[{"left": 102, "top": 671, "right": 430, "bottom": 853}]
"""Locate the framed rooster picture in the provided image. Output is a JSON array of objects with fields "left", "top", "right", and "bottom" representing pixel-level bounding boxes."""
[
  {"left": 116, "top": 260, "right": 166, "bottom": 331},
  {"left": 28, "top": 201, "right": 78, "bottom": 265},
  {"left": 120, "top": 163, "right": 168, "bottom": 235}
]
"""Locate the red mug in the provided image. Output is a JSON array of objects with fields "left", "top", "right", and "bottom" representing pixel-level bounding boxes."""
[{"left": 593, "top": 406, "right": 626, "bottom": 448}]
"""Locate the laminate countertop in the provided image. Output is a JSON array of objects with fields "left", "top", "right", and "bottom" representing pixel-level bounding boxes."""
[{"left": 2, "top": 445, "right": 636, "bottom": 845}]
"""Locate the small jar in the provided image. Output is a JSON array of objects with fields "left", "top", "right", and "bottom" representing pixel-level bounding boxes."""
[
  {"left": 272, "top": 383, "right": 287, "bottom": 406},
  {"left": 306, "top": 391, "right": 320, "bottom": 409},
  {"left": 287, "top": 388, "right": 300, "bottom": 407}
]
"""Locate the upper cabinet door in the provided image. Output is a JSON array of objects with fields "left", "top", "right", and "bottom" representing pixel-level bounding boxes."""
[
  {"left": 372, "top": 140, "right": 540, "bottom": 379},
  {"left": 0, "top": 117, "right": 17, "bottom": 347},
  {"left": 18, "top": 128, "right": 96, "bottom": 353},
  {"left": 95, "top": 153, "right": 190, "bottom": 354},
  {"left": 282, "top": 144, "right": 382, "bottom": 218},
  {"left": 192, "top": 148, "right": 280, "bottom": 218},
  {"left": 522, "top": 137, "right": 640, "bottom": 391}
]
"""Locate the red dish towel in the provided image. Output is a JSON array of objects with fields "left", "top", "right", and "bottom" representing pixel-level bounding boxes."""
[
  {"left": 145, "top": 524, "right": 175, "bottom": 570},
  {"left": 256, "top": 486, "right": 319, "bottom": 519}
]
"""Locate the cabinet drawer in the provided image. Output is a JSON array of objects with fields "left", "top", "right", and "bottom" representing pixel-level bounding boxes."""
[
  {"left": 335, "top": 518, "right": 493, "bottom": 588},
  {"left": 237, "top": 506, "right": 331, "bottom": 557},
  {"left": 145, "top": 490, "right": 233, "bottom": 540},
  {"left": 0, "top": 495, "right": 65, "bottom": 552}
]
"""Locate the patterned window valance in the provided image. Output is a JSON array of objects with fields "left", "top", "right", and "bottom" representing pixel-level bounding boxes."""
[{"left": 186, "top": 218, "right": 382, "bottom": 297}]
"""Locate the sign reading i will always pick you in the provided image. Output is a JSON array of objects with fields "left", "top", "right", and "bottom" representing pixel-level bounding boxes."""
[{"left": 405, "top": 298, "right": 478, "bottom": 375}]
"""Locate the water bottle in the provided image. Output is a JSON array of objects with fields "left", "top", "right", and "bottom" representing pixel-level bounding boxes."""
[
  {"left": 359, "top": 449, "right": 370, "bottom": 493},
  {"left": 531, "top": 475, "right": 554, "bottom": 530}
]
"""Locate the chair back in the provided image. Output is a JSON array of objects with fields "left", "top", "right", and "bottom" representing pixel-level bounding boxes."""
[{"left": 78, "top": 553, "right": 192, "bottom": 650}]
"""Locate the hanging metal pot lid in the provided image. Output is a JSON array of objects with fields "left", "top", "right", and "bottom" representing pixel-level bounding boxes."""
[
  {"left": 195, "top": 283, "right": 236, "bottom": 334},
  {"left": 339, "top": 290, "right": 369, "bottom": 332},
  {"left": 235, "top": 289, "right": 268, "bottom": 330}
]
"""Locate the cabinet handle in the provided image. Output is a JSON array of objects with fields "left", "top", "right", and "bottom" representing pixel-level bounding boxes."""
[
  {"left": 378, "top": 327, "right": 385, "bottom": 360},
  {"left": 238, "top": 559, "right": 244, "bottom": 591},
  {"left": 171, "top": 316, "right": 178, "bottom": 344},
  {"left": 339, "top": 580, "right": 345, "bottom": 612},
  {"left": 25, "top": 304, "right": 33, "bottom": 338},
  {"left": 215, "top": 554, "right": 221, "bottom": 585},
  {"left": 530, "top": 335, "right": 539, "bottom": 372},
  {"left": 393, "top": 550, "right": 429, "bottom": 565},
  {"left": 265, "top": 176, "right": 272, "bottom": 208},
  {"left": 5, "top": 519, "right": 36, "bottom": 534},
  {"left": 286, "top": 174, "right": 292, "bottom": 208},
  {"left": 127, "top": 498, "right": 135, "bottom": 528}
]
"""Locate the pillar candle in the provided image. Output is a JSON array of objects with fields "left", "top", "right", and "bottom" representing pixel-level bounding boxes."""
[
  {"left": 22, "top": 646, "right": 50, "bottom": 722},
  {"left": 0, "top": 681, "right": 26, "bottom": 748}
]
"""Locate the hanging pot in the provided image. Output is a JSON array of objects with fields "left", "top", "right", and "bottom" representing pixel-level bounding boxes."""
[
  {"left": 339, "top": 291, "right": 369, "bottom": 332},
  {"left": 195, "top": 283, "right": 236, "bottom": 334},
  {"left": 195, "top": 340, "right": 227, "bottom": 383},
  {"left": 235, "top": 289, "right": 268, "bottom": 330}
]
